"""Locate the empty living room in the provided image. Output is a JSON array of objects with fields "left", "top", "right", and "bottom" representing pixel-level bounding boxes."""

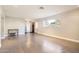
[{"left": 0, "top": 5, "right": 79, "bottom": 53}]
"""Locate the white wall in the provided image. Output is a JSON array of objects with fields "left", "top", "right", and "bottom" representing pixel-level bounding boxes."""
[
  {"left": 4, "top": 17, "right": 34, "bottom": 36},
  {"left": 25, "top": 19, "right": 35, "bottom": 33},
  {"left": 35, "top": 8, "right": 79, "bottom": 42},
  {"left": 26, "top": 21, "right": 31, "bottom": 33},
  {"left": 5, "top": 17, "right": 25, "bottom": 36}
]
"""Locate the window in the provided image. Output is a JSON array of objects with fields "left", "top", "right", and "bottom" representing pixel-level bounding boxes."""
[
  {"left": 48, "top": 19, "right": 56, "bottom": 25},
  {"left": 43, "top": 19, "right": 57, "bottom": 27}
]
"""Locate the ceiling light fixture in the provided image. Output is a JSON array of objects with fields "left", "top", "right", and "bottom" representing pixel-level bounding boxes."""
[{"left": 39, "top": 6, "right": 44, "bottom": 9}]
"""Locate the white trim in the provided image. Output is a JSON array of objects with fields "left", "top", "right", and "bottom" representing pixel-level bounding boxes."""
[
  {"left": 19, "top": 33, "right": 25, "bottom": 35},
  {"left": 0, "top": 40, "right": 1, "bottom": 48},
  {"left": 36, "top": 32, "right": 79, "bottom": 43},
  {"left": 0, "top": 35, "right": 8, "bottom": 40},
  {"left": 0, "top": 35, "right": 1, "bottom": 48},
  {"left": 0, "top": 35, "right": 1, "bottom": 39},
  {"left": 1, "top": 36, "right": 5, "bottom": 39}
]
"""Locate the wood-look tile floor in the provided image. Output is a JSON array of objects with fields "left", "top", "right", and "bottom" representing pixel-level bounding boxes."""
[{"left": 0, "top": 33, "right": 79, "bottom": 53}]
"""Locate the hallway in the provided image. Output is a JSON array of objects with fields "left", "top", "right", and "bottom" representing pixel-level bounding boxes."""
[
  {"left": 0, "top": 33, "right": 79, "bottom": 53},
  {"left": 0, "top": 0, "right": 79, "bottom": 59}
]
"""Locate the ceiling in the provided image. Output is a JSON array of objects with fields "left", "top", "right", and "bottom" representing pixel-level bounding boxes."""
[{"left": 2, "top": 5, "right": 78, "bottom": 19}]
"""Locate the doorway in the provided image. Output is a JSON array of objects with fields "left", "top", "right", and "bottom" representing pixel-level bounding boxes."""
[
  {"left": 25, "top": 21, "right": 35, "bottom": 33},
  {"left": 31, "top": 22, "right": 35, "bottom": 33}
]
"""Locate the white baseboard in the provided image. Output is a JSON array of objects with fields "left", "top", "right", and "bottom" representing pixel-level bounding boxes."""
[
  {"left": 36, "top": 32, "right": 79, "bottom": 43},
  {"left": 0, "top": 35, "right": 8, "bottom": 40},
  {"left": 0, "top": 36, "right": 1, "bottom": 48},
  {"left": 19, "top": 33, "right": 25, "bottom": 35},
  {"left": 1, "top": 36, "right": 5, "bottom": 39},
  {"left": 0, "top": 42, "right": 1, "bottom": 48}
]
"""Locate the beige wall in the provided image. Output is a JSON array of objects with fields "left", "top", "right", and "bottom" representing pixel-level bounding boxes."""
[
  {"left": 0, "top": 7, "right": 1, "bottom": 38},
  {"left": 0, "top": 16, "right": 1, "bottom": 38},
  {"left": 35, "top": 8, "right": 79, "bottom": 41},
  {"left": 0, "top": 6, "right": 6, "bottom": 39},
  {"left": 0, "top": 6, "right": 2, "bottom": 47},
  {"left": 0, "top": 6, "right": 2, "bottom": 38}
]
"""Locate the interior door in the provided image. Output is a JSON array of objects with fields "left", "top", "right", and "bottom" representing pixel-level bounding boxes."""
[{"left": 31, "top": 22, "right": 35, "bottom": 33}]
